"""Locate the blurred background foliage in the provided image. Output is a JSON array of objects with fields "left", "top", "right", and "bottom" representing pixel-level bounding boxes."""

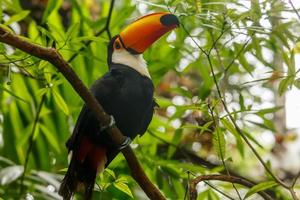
[{"left": 0, "top": 0, "right": 300, "bottom": 199}]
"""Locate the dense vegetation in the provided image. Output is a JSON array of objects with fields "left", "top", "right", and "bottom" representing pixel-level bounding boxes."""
[{"left": 0, "top": 0, "right": 300, "bottom": 199}]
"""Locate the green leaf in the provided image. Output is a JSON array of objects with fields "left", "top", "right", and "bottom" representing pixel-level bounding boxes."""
[
  {"left": 282, "top": 51, "right": 295, "bottom": 75},
  {"left": 221, "top": 118, "right": 244, "bottom": 157},
  {"left": 239, "top": 93, "right": 246, "bottom": 111},
  {"left": 37, "top": 26, "right": 56, "bottom": 42},
  {"left": 4, "top": 10, "right": 30, "bottom": 25},
  {"left": 294, "top": 78, "right": 300, "bottom": 89},
  {"left": 52, "top": 89, "right": 69, "bottom": 115},
  {"left": 244, "top": 181, "right": 277, "bottom": 199},
  {"left": 65, "top": 23, "right": 80, "bottom": 42},
  {"left": 237, "top": 49, "right": 253, "bottom": 75},
  {"left": 167, "top": 129, "right": 182, "bottom": 158},
  {"left": 160, "top": 164, "right": 181, "bottom": 178},
  {"left": 213, "top": 127, "right": 226, "bottom": 159},
  {"left": 70, "top": 36, "right": 105, "bottom": 43},
  {"left": 0, "top": 84, "right": 29, "bottom": 104},
  {"left": 42, "top": 0, "right": 62, "bottom": 23},
  {"left": 256, "top": 107, "right": 283, "bottom": 115},
  {"left": 0, "top": 165, "right": 24, "bottom": 185},
  {"left": 113, "top": 181, "right": 133, "bottom": 198},
  {"left": 278, "top": 76, "right": 294, "bottom": 95},
  {"left": 39, "top": 124, "right": 61, "bottom": 153},
  {"left": 104, "top": 168, "right": 116, "bottom": 179}
]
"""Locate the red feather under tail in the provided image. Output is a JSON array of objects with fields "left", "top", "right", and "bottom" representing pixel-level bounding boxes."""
[{"left": 59, "top": 137, "right": 107, "bottom": 200}]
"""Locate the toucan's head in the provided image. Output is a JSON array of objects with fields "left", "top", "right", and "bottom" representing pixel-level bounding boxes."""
[{"left": 107, "top": 12, "right": 179, "bottom": 77}]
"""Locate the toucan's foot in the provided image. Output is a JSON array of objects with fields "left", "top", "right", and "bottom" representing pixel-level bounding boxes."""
[
  {"left": 118, "top": 137, "right": 132, "bottom": 150},
  {"left": 100, "top": 115, "right": 116, "bottom": 132}
]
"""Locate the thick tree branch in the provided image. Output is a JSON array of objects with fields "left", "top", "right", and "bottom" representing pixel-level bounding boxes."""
[
  {"left": 189, "top": 174, "right": 273, "bottom": 200},
  {"left": 0, "top": 27, "right": 165, "bottom": 200}
]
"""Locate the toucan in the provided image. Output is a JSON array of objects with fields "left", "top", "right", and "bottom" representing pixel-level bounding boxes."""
[{"left": 58, "top": 12, "right": 179, "bottom": 199}]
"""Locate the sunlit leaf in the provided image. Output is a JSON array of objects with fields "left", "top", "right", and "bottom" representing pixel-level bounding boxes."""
[
  {"left": 113, "top": 181, "right": 133, "bottom": 198},
  {"left": 39, "top": 124, "right": 61, "bottom": 153},
  {"left": 221, "top": 118, "right": 244, "bottom": 157},
  {"left": 294, "top": 78, "right": 300, "bottom": 89},
  {"left": 213, "top": 128, "right": 226, "bottom": 159},
  {"left": 4, "top": 10, "right": 30, "bottom": 25},
  {"left": 244, "top": 181, "right": 277, "bottom": 199},
  {"left": 0, "top": 84, "right": 29, "bottom": 104},
  {"left": 52, "top": 89, "right": 70, "bottom": 115},
  {"left": 278, "top": 76, "right": 294, "bottom": 95},
  {"left": 42, "top": 0, "right": 62, "bottom": 23}
]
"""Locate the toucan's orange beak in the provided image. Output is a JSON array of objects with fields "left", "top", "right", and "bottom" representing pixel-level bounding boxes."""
[{"left": 119, "top": 12, "right": 179, "bottom": 54}]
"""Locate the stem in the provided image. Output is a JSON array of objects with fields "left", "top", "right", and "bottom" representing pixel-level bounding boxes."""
[
  {"left": 189, "top": 174, "right": 273, "bottom": 200},
  {"left": 208, "top": 105, "right": 242, "bottom": 200},
  {"left": 19, "top": 95, "right": 45, "bottom": 196}
]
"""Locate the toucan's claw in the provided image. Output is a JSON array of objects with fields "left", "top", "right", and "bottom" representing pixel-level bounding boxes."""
[
  {"left": 118, "top": 137, "right": 132, "bottom": 150},
  {"left": 100, "top": 115, "right": 116, "bottom": 132}
]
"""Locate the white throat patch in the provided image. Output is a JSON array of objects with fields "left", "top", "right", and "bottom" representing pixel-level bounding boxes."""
[{"left": 111, "top": 49, "right": 150, "bottom": 78}]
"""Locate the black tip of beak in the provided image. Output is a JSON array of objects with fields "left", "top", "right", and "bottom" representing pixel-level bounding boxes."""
[{"left": 160, "top": 14, "right": 180, "bottom": 27}]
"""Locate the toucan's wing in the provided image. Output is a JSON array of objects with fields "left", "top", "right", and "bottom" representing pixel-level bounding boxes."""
[{"left": 66, "top": 69, "right": 123, "bottom": 152}]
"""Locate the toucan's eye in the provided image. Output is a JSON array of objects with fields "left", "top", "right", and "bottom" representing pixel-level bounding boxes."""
[{"left": 115, "top": 41, "right": 121, "bottom": 49}]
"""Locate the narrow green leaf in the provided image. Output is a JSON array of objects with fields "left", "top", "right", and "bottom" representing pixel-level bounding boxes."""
[
  {"left": 4, "top": 10, "right": 30, "bottom": 25},
  {"left": 113, "top": 181, "right": 133, "bottom": 198},
  {"left": 37, "top": 26, "right": 56, "bottom": 42},
  {"left": 167, "top": 129, "right": 182, "bottom": 158},
  {"left": 294, "top": 78, "right": 300, "bottom": 89},
  {"left": 238, "top": 51, "right": 253, "bottom": 75},
  {"left": 52, "top": 89, "right": 69, "bottom": 115},
  {"left": 160, "top": 164, "right": 181, "bottom": 178},
  {"left": 38, "top": 60, "right": 49, "bottom": 70},
  {"left": 70, "top": 36, "right": 104, "bottom": 43},
  {"left": 213, "top": 127, "right": 226, "bottom": 159},
  {"left": 104, "top": 169, "right": 116, "bottom": 179},
  {"left": 256, "top": 107, "right": 282, "bottom": 115},
  {"left": 65, "top": 23, "right": 79, "bottom": 42},
  {"left": 239, "top": 93, "right": 246, "bottom": 111},
  {"left": 0, "top": 84, "right": 29, "bottom": 104},
  {"left": 282, "top": 51, "right": 295, "bottom": 75},
  {"left": 278, "top": 76, "right": 294, "bottom": 95},
  {"left": 39, "top": 124, "right": 61, "bottom": 153},
  {"left": 244, "top": 181, "right": 277, "bottom": 199},
  {"left": 42, "top": 0, "right": 62, "bottom": 23},
  {"left": 221, "top": 118, "right": 244, "bottom": 157},
  {"left": 239, "top": 129, "right": 263, "bottom": 149}
]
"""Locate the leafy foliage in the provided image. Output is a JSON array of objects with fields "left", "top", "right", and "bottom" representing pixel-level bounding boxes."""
[{"left": 0, "top": 0, "right": 300, "bottom": 199}]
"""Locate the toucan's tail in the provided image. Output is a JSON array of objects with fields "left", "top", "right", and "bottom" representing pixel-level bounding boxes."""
[
  {"left": 58, "top": 158, "right": 79, "bottom": 200},
  {"left": 59, "top": 137, "right": 107, "bottom": 200}
]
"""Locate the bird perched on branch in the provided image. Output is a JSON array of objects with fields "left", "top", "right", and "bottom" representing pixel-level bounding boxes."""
[{"left": 59, "top": 12, "right": 179, "bottom": 199}]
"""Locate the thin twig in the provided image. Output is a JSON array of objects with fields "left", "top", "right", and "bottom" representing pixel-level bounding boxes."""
[
  {"left": 105, "top": 0, "right": 115, "bottom": 40},
  {"left": 208, "top": 105, "right": 242, "bottom": 200},
  {"left": 288, "top": 0, "right": 300, "bottom": 20},
  {"left": 189, "top": 174, "right": 273, "bottom": 200},
  {"left": 204, "top": 181, "right": 235, "bottom": 200},
  {"left": 224, "top": 33, "right": 253, "bottom": 74},
  {"left": 19, "top": 94, "right": 46, "bottom": 196},
  {"left": 292, "top": 171, "right": 300, "bottom": 188}
]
